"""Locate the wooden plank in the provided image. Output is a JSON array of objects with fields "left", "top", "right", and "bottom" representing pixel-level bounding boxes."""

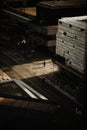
[
  {"left": 47, "top": 40, "right": 56, "bottom": 47},
  {"left": 27, "top": 22, "right": 57, "bottom": 36},
  {"left": 0, "top": 96, "right": 58, "bottom": 113},
  {"left": 44, "top": 25, "right": 58, "bottom": 35},
  {"left": 56, "top": 37, "right": 87, "bottom": 62},
  {"left": 58, "top": 24, "right": 87, "bottom": 37},
  {"left": 57, "top": 29, "right": 87, "bottom": 42},
  {"left": 17, "top": 7, "right": 36, "bottom": 16},
  {"left": 56, "top": 32, "right": 87, "bottom": 48},
  {"left": 2, "top": 9, "right": 31, "bottom": 23},
  {"left": 59, "top": 16, "right": 87, "bottom": 30},
  {"left": 56, "top": 38, "right": 87, "bottom": 55}
]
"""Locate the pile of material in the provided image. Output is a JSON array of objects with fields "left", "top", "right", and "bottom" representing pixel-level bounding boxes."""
[
  {"left": 56, "top": 16, "right": 87, "bottom": 74},
  {"left": 0, "top": 69, "right": 11, "bottom": 81}
]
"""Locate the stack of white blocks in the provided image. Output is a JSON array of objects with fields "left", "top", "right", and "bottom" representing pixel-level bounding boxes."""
[{"left": 56, "top": 16, "right": 87, "bottom": 74}]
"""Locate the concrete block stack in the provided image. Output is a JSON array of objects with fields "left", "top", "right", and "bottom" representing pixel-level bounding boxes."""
[{"left": 56, "top": 16, "right": 87, "bottom": 74}]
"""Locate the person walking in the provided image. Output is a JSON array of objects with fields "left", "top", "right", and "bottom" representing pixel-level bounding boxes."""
[{"left": 43, "top": 61, "right": 46, "bottom": 67}]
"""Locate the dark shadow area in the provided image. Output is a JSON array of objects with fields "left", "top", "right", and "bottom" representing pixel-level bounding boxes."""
[
  {"left": 0, "top": 103, "right": 83, "bottom": 130},
  {"left": 2, "top": 0, "right": 47, "bottom": 8},
  {"left": 0, "top": 76, "right": 86, "bottom": 130},
  {"left": 36, "top": 0, "right": 87, "bottom": 25},
  {"left": 0, "top": 45, "right": 52, "bottom": 68},
  {"left": 84, "top": 21, "right": 87, "bottom": 110},
  {"left": 0, "top": 10, "right": 53, "bottom": 66},
  {"left": 22, "top": 71, "right": 85, "bottom": 110},
  {"left": 0, "top": 45, "right": 86, "bottom": 129}
]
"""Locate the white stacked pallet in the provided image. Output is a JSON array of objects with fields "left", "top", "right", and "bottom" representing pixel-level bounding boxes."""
[{"left": 56, "top": 16, "right": 87, "bottom": 74}]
